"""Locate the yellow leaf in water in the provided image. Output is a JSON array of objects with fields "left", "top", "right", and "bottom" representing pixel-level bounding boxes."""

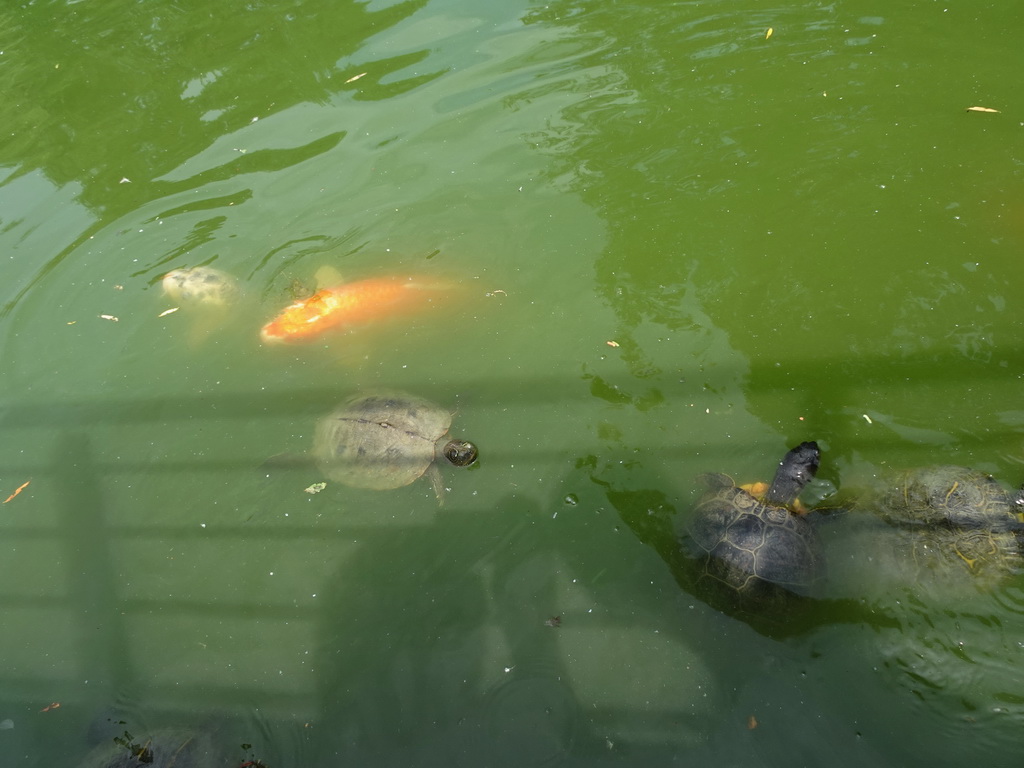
[
  {"left": 966, "top": 106, "right": 1000, "bottom": 113},
  {"left": 765, "top": 27, "right": 773, "bottom": 40},
  {"left": 3, "top": 480, "right": 30, "bottom": 503},
  {"left": 158, "top": 307, "right": 180, "bottom": 318}
]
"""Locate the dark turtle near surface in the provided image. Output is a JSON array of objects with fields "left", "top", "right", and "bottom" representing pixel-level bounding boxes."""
[
  {"left": 687, "top": 441, "right": 825, "bottom": 600},
  {"left": 313, "top": 391, "right": 478, "bottom": 504}
]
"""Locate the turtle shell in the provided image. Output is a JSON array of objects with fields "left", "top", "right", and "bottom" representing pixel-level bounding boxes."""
[
  {"left": 162, "top": 266, "right": 239, "bottom": 306},
  {"left": 687, "top": 442, "right": 825, "bottom": 599},
  {"left": 909, "top": 525, "right": 1020, "bottom": 580},
  {"left": 878, "top": 466, "right": 1024, "bottom": 532},
  {"left": 313, "top": 392, "right": 458, "bottom": 490},
  {"left": 690, "top": 477, "right": 824, "bottom": 597},
  {"left": 864, "top": 465, "right": 1024, "bottom": 585}
]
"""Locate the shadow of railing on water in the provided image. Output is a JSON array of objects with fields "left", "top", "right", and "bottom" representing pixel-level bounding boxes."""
[{"left": 1, "top": 345, "right": 1022, "bottom": 758}]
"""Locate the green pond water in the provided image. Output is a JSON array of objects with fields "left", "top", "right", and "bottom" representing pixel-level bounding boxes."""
[{"left": 2, "top": 0, "right": 1024, "bottom": 765}]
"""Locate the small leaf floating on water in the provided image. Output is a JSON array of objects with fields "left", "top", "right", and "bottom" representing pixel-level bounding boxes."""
[
  {"left": 3, "top": 480, "right": 30, "bottom": 503},
  {"left": 345, "top": 72, "right": 368, "bottom": 84},
  {"left": 99, "top": 314, "right": 119, "bottom": 322},
  {"left": 305, "top": 482, "right": 327, "bottom": 494},
  {"left": 40, "top": 702, "right": 60, "bottom": 713},
  {"left": 747, "top": 714, "right": 758, "bottom": 730},
  {"left": 765, "top": 27, "right": 773, "bottom": 39},
  {"left": 606, "top": 340, "right": 620, "bottom": 347},
  {"left": 158, "top": 307, "right": 179, "bottom": 318},
  {"left": 966, "top": 106, "right": 1000, "bottom": 113}
]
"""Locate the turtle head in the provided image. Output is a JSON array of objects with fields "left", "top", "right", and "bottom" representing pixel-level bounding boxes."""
[
  {"left": 763, "top": 441, "right": 820, "bottom": 508},
  {"left": 442, "top": 439, "right": 478, "bottom": 467}
]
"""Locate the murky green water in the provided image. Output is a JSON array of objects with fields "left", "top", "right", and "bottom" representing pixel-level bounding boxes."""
[{"left": 2, "top": 0, "right": 1024, "bottom": 765}]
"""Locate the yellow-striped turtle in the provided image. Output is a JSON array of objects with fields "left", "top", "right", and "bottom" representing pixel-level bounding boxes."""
[
  {"left": 875, "top": 465, "right": 1024, "bottom": 579},
  {"left": 878, "top": 466, "right": 1024, "bottom": 531}
]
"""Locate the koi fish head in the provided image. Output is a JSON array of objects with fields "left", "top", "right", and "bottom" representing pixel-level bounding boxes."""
[
  {"left": 259, "top": 277, "right": 448, "bottom": 345},
  {"left": 260, "top": 290, "right": 333, "bottom": 344}
]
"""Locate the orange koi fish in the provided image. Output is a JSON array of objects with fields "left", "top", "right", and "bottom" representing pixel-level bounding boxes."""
[{"left": 260, "top": 277, "right": 446, "bottom": 344}]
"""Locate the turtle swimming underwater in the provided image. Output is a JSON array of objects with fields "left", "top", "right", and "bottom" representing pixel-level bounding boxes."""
[
  {"left": 162, "top": 266, "right": 239, "bottom": 306},
  {"left": 76, "top": 726, "right": 221, "bottom": 768},
  {"left": 874, "top": 465, "right": 1024, "bottom": 580},
  {"left": 160, "top": 266, "right": 241, "bottom": 346},
  {"left": 313, "top": 391, "right": 478, "bottom": 504},
  {"left": 878, "top": 465, "right": 1024, "bottom": 532},
  {"left": 686, "top": 441, "right": 825, "bottom": 601}
]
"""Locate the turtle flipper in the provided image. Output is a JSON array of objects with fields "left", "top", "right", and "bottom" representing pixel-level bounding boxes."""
[{"left": 426, "top": 464, "right": 446, "bottom": 506}]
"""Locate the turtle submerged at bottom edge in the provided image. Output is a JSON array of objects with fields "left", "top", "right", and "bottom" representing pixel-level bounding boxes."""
[
  {"left": 313, "top": 391, "right": 478, "bottom": 504},
  {"left": 686, "top": 441, "right": 825, "bottom": 601},
  {"left": 75, "top": 727, "right": 221, "bottom": 768}
]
